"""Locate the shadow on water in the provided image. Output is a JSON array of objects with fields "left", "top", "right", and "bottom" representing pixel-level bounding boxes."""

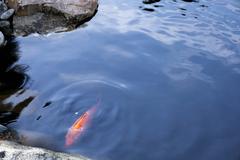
[
  {"left": 0, "top": 36, "right": 33, "bottom": 126},
  {"left": 140, "top": 0, "right": 206, "bottom": 13}
]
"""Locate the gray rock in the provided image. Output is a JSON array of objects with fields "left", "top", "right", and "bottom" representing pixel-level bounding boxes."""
[
  {"left": 0, "top": 1, "right": 8, "bottom": 15},
  {"left": 13, "top": 12, "right": 71, "bottom": 36},
  {"left": 7, "top": 0, "right": 98, "bottom": 18},
  {"left": 0, "top": 127, "right": 20, "bottom": 143},
  {"left": 0, "top": 31, "right": 5, "bottom": 47},
  {"left": 0, "top": 141, "right": 91, "bottom": 160},
  {"left": 0, "top": 21, "right": 12, "bottom": 35},
  {"left": 0, "top": 125, "right": 8, "bottom": 133},
  {"left": 6, "top": 0, "right": 98, "bottom": 35},
  {"left": 0, "top": 20, "right": 10, "bottom": 28},
  {"left": 1, "top": 9, "right": 15, "bottom": 20}
]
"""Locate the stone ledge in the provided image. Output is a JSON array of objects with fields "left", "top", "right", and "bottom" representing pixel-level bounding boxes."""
[{"left": 0, "top": 141, "right": 91, "bottom": 160}]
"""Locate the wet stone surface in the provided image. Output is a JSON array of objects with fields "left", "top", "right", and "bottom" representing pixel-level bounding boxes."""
[{"left": 0, "top": 141, "right": 90, "bottom": 160}]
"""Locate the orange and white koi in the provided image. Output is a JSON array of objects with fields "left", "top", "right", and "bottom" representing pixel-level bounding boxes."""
[{"left": 65, "top": 99, "right": 100, "bottom": 147}]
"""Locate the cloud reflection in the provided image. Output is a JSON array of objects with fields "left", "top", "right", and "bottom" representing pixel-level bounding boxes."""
[{"left": 93, "top": 1, "right": 240, "bottom": 64}]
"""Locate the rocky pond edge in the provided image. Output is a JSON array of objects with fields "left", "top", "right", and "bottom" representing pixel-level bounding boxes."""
[
  {"left": 0, "top": 140, "right": 90, "bottom": 160},
  {"left": 0, "top": 0, "right": 14, "bottom": 47}
]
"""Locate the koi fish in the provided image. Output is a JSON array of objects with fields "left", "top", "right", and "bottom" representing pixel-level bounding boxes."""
[{"left": 65, "top": 99, "right": 100, "bottom": 147}]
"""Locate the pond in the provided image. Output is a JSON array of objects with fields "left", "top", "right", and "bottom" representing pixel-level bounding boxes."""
[{"left": 1, "top": 0, "right": 240, "bottom": 159}]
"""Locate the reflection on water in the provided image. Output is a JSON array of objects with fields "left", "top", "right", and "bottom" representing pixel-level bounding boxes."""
[
  {"left": 0, "top": 36, "right": 33, "bottom": 127},
  {"left": 0, "top": 36, "right": 29, "bottom": 92},
  {"left": 140, "top": 0, "right": 203, "bottom": 12},
  {"left": 1, "top": 0, "right": 240, "bottom": 160}
]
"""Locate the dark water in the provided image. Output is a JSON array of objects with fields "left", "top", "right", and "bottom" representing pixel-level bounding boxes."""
[{"left": 1, "top": 0, "right": 240, "bottom": 159}]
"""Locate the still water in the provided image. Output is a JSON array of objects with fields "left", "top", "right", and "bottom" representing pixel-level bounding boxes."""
[{"left": 1, "top": 0, "right": 240, "bottom": 159}]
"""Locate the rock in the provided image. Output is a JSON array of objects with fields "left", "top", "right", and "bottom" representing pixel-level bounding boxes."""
[
  {"left": 0, "top": 9, "right": 15, "bottom": 20},
  {"left": 0, "top": 1, "right": 8, "bottom": 15},
  {"left": 0, "top": 140, "right": 91, "bottom": 160},
  {"left": 0, "top": 21, "right": 12, "bottom": 35},
  {"left": 0, "top": 125, "right": 8, "bottom": 133},
  {"left": 13, "top": 12, "right": 71, "bottom": 35},
  {"left": 0, "top": 127, "right": 20, "bottom": 143},
  {"left": 0, "top": 20, "right": 10, "bottom": 28},
  {"left": 6, "top": 0, "right": 98, "bottom": 18},
  {"left": 5, "top": 0, "right": 98, "bottom": 35},
  {"left": 0, "top": 31, "right": 5, "bottom": 47}
]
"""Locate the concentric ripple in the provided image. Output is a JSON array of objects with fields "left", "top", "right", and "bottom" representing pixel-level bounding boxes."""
[{"left": 15, "top": 80, "right": 136, "bottom": 156}]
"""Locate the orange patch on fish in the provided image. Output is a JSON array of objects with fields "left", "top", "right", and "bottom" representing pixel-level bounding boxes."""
[{"left": 65, "top": 100, "right": 100, "bottom": 147}]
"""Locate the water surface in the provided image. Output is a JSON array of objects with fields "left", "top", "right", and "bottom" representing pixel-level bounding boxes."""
[{"left": 1, "top": 0, "right": 240, "bottom": 159}]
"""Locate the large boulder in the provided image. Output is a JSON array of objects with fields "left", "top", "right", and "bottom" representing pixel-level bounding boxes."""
[
  {"left": 0, "top": 140, "right": 91, "bottom": 160},
  {"left": 5, "top": 0, "right": 98, "bottom": 35}
]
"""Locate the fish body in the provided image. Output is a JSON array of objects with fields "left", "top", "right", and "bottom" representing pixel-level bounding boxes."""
[{"left": 65, "top": 100, "right": 100, "bottom": 147}]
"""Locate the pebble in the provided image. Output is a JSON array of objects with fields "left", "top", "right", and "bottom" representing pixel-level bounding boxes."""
[
  {"left": 0, "top": 1, "right": 15, "bottom": 42},
  {"left": 0, "top": 124, "right": 7, "bottom": 133},
  {"left": 1, "top": 9, "right": 15, "bottom": 20},
  {"left": 0, "top": 20, "right": 12, "bottom": 36},
  {"left": 0, "top": 31, "right": 5, "bottom": 47},
  {"left": 0, "top": 1, "right": 8, "bottom": 14},
  {"left": 0, "top": 20, "right": 10, "bottom": 28}
]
